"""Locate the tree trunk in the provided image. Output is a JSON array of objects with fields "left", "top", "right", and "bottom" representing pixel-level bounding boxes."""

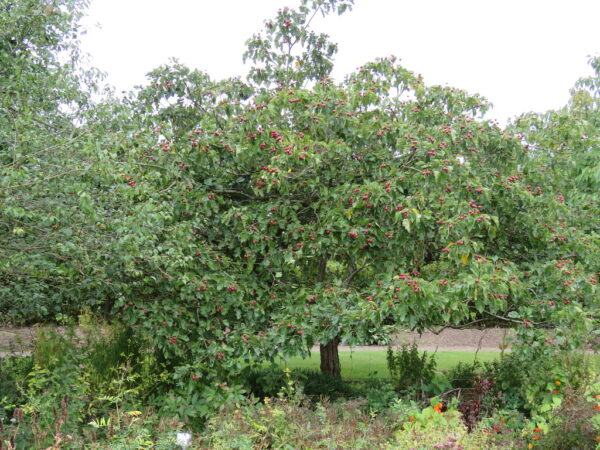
[
  {"left": 320, "top": 335, "right": 341, "bottom": 378},
  {"left": 316, "top": 256, "right": 341, "bottom": 377}
]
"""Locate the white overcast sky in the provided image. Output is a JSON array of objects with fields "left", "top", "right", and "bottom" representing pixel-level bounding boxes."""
[{"left": 80, "top": 0, "right": 600, "bottom": 124}]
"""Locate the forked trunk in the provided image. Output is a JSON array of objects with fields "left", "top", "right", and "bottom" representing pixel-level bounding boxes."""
[{"left": 320, "top": 335, "right": 341, "bottom": 378}]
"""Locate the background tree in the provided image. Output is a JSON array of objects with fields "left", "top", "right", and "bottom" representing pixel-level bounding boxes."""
[
  {"left": 507, "top": 56, "right": 600, "bottom": 350},
  {"left": 0, "top": 0, "right": 100, "bottom": 321},
  {"left": 0, "top": 0, "right": 164, "bottom": 323}
]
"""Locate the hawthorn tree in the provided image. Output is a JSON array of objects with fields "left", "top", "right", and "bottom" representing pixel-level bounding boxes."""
[
  {"left": 111, "top": 0, "right": 595, "bottom": 399},
  {"left": 3, "top": 1, "right": 596, "bottom": 422}
]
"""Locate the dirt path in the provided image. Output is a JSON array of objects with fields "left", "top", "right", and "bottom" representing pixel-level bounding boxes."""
[
  {"left": 1, "top": 326, "right": 514, "bottom": 357},
  {"left": 0, "top": 326, "right": 89, "bottom": 357},
  {"left": 389, "top": 327, "right": 514, "bottom": 351},
  {"left": 311, "top": 328, "right": 514, "bottom": 352},
  {"left": 0, "top": 327, "right": 39, "bottom": 356}
]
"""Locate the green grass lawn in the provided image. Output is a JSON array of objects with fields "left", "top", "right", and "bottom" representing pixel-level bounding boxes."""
[
  {"left": 276, "top": 350, "right": 600, "bottom": 380},
  {"left": 276, "top": 350, "right": 503, "bottom": 379}
]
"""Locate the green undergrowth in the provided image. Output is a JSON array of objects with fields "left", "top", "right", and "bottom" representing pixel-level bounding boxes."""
[{"left": 1, "top": 326, "right": 598, "bottom": 449}]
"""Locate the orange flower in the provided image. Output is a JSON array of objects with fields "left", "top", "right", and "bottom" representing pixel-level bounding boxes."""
[
  {"left": 433, "top": 402, "right": 443, "bottom": 413},
  {"left": 594, "top": 405, "right": 600, "bottom": 411},
  {"left": 533, "top": 435, "right": 540, "bottom": 440},
  {"left": 408, "top": 416, "right": 415, "bottom": 422},
  {"left": 535, "top": 427, "right": 541, "bottom": 433},
  {"left": 595, "top": 394, "right": 600, "bottom": 399},
  {"left": 555, "top": 381, "right": 562, "bottom": 386}
]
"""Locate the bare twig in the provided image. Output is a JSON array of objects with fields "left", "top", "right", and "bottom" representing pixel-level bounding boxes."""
[{"left": 427, "top": 318, "right": 487, "bottom": 335}]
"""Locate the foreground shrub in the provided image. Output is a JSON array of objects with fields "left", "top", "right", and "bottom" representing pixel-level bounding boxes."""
[
  {"left": 392, "top": 412, "right": 493, "bottom": 449},
  {"left": 0, "top": 355, "right": 33, "bottom": 418},
  {"left": 1, "top": 404, "right": 190, "bottom": 449},
  {"left": 475, "top": 408, "right": 528, "bottom": 447},
  {"left": 0, "top": 326, "right": 183, "bottom": 447},
  {"left": 201, "top": 397, "right": 396, "bottom": 449},
  {"left": 200, "top": 396, "right": 505, "bottom": 449},
  {"left": 533, "top": 383, "right": 600, "bottom": 450},
  {"left": 2, "top": 327, "right": 596, "bottom": 448}
]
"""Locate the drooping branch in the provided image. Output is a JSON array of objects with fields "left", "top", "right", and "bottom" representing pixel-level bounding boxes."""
[{"left": 344, "top": 259, "right": 367, "bottom": 288}]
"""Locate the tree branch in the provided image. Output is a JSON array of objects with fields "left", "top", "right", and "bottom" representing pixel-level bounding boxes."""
[{"left": 1, "top": 166, "right": 88, "bottom": 191}]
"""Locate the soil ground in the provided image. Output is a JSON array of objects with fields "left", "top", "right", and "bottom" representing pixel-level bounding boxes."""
[{"left": 0, "top": 326, "right": 514, "bottom": 357}]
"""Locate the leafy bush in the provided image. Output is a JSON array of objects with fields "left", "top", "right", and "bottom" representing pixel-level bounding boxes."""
[
  {"left": 1, "top": 402, "right": 189, "bottom": 449},
  {"left": 482, "top": 348, "right": 597, "bottom": 419},
  {"left": 86, "top": 411, "right": 188, "bottom": 449},
  {"left": 15, "top": 365, "right": 88, "bottom": 447},
  {"left": 352, "top": 379, "right": 399, "bottom": 412},
  {"left": 480, "top": 354, "right": 527, "bottom": 412},
  {"left": 1, "top": 329, "right": 89, "bottom": 447},
  {"left": 239, "top": 365, "right": 289, "bottom": 399},
  {"left": 446, "top": 360, "right": 482, "bottom": 390},
  {"left": 387, "top": 343, "right": 437, "bottom": 400},
  {"left": 295, "top": 369, "right": 354, "bottom": 400},
  {"left": 476, "top": 408, "right": 528, "bottom": 447}
]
